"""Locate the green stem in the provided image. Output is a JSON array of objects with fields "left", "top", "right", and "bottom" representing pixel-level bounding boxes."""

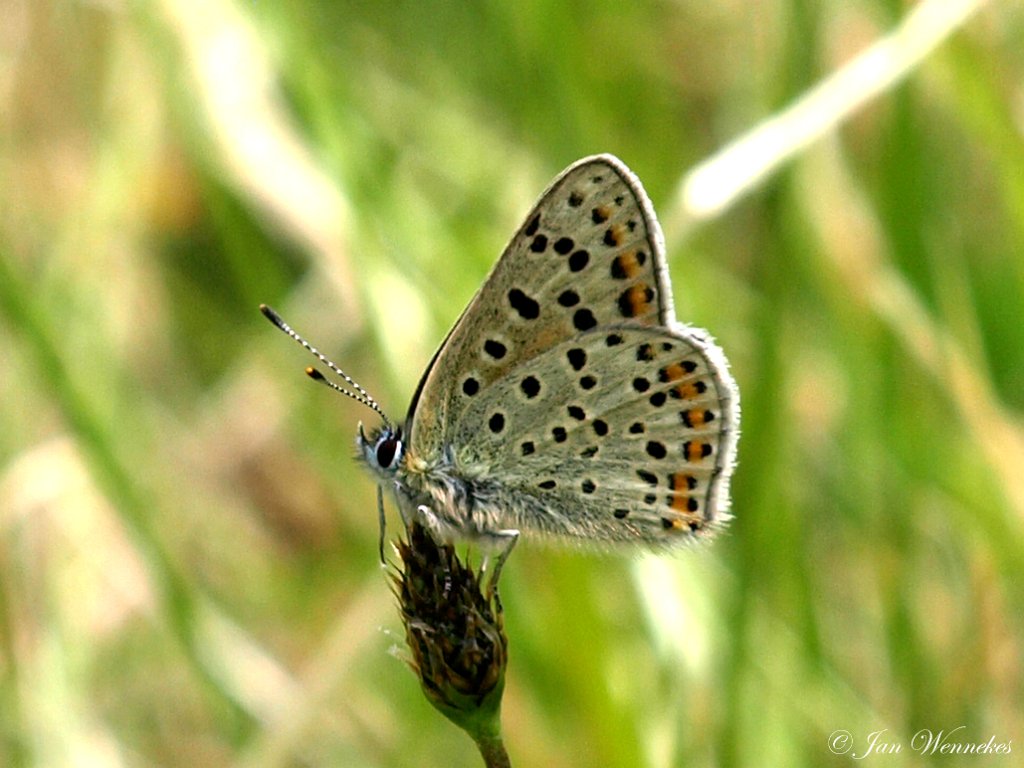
[{"left": 474, "top": 731, "right": 511, "bottom": 768}]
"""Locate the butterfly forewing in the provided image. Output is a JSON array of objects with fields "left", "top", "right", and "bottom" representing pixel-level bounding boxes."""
[{"left": 407, "top": 155, "right": 674, "bottom": 456}]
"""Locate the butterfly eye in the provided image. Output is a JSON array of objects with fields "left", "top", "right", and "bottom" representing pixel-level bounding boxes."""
[{"left": 375, "top": 436, "right": 401, "bottom": 469}]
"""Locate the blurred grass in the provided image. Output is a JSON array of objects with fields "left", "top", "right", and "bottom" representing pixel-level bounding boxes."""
[{"left": 2, "top": 0, "right": 1023, "bottom": 766}]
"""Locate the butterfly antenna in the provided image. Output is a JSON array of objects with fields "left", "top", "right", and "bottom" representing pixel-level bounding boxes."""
[{"left": 260, "top": 304, "right": 391, "bottom": 427}]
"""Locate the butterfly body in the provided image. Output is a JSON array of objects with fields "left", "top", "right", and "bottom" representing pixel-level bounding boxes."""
[{"left": 355, "top": 154, "right": 739, "bottom": 552}]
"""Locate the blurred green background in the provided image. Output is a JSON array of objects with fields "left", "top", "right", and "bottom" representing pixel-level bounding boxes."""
[{"left": 2, "top": 1, "right": 1023, "bottom": 766}]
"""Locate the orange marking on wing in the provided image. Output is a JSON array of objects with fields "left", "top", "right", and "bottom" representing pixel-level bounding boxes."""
[
  {"left": 685, "top": 409, "right": 707, "bottom": 427},
  {"left": 616, "top": 251, "right": 642, "bottom": 278},
  {"left": 662, "top": 363, "right": 687, "bottom": 382},
  {"left": 673, "top": 382, "right": 702, "bottom": 400},
  {"left": 626, "top": 284, "right": 651, "bottom": 315},
  {"left": 668, "top": 473, "right": 681, "bottom": 492},
  {"left": 685, "top": 441, "right": 711, "bottom": 462}
]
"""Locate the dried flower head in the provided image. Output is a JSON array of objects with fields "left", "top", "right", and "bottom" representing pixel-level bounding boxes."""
[{"left": 391, "top": 520, "right": 510, "bottom": 767}]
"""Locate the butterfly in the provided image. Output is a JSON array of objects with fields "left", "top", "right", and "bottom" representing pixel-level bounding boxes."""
[{"left": 262, "top": 154, "right": 739, "bottom": 576}]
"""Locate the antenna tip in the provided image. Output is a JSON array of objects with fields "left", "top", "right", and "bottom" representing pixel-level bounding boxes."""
[
  {"left": 260, "top": 304, "right": 285, "bottom": 328},
  {"left": 306, "top": 367, "right": 326, "bottom": 381}
]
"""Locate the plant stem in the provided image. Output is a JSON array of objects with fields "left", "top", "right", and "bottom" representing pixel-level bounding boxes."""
[{"left": 474, "top": 731, "right": 511, "bottom": 768}]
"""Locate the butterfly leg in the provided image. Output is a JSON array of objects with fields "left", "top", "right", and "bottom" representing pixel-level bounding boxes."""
[
  {"left": 376, "top": 486, "right": 387, "bottom": 564},
  {"left": 478, "top": 528, "right": 519, "bottom": 597}
]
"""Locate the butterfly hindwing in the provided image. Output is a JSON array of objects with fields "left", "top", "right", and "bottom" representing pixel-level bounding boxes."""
[{"left": 453, "top": 325, "right": 737, "bottom": 545}]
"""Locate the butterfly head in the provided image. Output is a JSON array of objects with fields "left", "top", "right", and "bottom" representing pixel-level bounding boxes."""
[{"left": 358, "top": 421, "right": 404, "bottom": 477}]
